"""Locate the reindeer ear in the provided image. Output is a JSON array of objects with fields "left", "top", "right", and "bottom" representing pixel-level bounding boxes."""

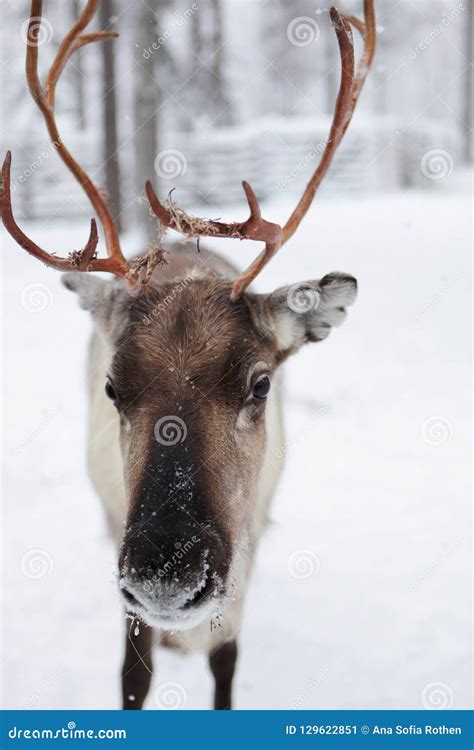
[
  {"left": 62, "top": 273, "right": 131, "bottom": 344},
  {"left": 260, "top": 272, "right": 357, "bottom": 355},
  {"left": 61, "top": 273, "right": 110, "bottom": 311}
]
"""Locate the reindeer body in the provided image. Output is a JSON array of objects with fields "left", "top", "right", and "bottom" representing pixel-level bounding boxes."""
[
  {"left": 70, "top": 240, "right": 357, "bottom": 710},
  {"left": 2, "top": 0, "right": 375, "bottom": 711},
  {"left": 87, "top": 245, "right": 286, "bottom": 656}
]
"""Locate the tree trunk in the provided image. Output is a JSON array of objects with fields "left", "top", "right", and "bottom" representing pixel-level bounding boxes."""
[
  {"left": 210, "top": 0, "right": 232, "bottom": 126},
  {"left": 133, "top": 0, "right": 161, "bottom": 242},
  {"left": 99, "top": 0, "right": 122, "bottom": 232},
  {"left": 188, "top": 1, "right": 232, "bottom": 127}
]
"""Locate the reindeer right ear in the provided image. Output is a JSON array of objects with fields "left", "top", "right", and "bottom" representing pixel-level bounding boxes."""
[
  {"left": 258, "top": 272, "right": 357, "bottom": 357},
  {"left": 61, "top": 273, "right": 110, "bottom": 311},
  {"left": 61, "top": 273, "right": 131, "bottom": 344}
]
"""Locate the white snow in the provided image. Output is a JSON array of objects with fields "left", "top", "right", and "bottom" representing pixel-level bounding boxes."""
[{"left": 1, "top": 187, "right": 471, "bottom": 710}]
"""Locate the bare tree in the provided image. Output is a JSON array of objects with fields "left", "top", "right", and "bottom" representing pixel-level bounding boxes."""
[
  {"left": 209, "top": 0, "right": 232, "bottom": 125},
  {"left": 133, "top": 0, "right": 161, "bottom": 241},
  {"left": 99, "top": 0, "right": 122, "bottom": 231},
  {"left": 188, "top": 0, "right": 232, "bottom": 127}
]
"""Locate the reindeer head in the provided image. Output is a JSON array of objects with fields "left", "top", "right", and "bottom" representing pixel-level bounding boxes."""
[
  {"left": 62, "top": 268, "right": 356, "bottom": 629},
  {"left": 1, "top": 1, "right": 375, "bottom": 630}
]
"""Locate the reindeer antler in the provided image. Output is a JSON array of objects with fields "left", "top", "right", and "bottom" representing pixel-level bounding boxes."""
[
  {"left": 1, "top": 151, "right": 99, "bottom": 271},
  {"left": 145, "top": 181, "right": 282, "bottom": 301},
  {"left": 2, "top": 1, "right": 376, "bottom": 298},
  {"left": 147, "top": 1, "right": 376, "bottom": 299},
  {"left": 281, "top": 1, "right": 376, "bottom": 245},
  {"left": 1, "top": 0, "right": 164, "bottom": 289}
]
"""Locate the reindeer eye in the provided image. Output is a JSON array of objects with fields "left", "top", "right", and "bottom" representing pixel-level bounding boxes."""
[
  {"left": 105, "top": 379, "right": 118, "bottom": 404},
  {"left": 252, "top": 374, "right": 271, "bottom": 400}
]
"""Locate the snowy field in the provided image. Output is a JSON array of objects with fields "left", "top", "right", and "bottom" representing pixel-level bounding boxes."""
[{"left": 1, "top": 187, "right": 472, "bottom": 710}]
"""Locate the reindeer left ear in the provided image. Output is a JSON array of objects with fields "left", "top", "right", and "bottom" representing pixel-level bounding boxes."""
[{"left": 257, "top": 272, "right": 357, "bottom": 356}]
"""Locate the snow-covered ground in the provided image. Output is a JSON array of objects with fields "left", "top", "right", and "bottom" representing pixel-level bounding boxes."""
[{"left": 1, "top": 187, "right": 471, "bottom": 710}]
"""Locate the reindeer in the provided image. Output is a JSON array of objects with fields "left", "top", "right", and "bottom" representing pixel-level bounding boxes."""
[{"left": 2, "top": 1, "right": 376, "bottom": 710}]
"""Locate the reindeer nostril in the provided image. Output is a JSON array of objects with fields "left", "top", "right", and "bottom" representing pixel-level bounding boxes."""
[
  {"left": 120, "top": 586, "right": 138, "bottom": 607},
  {"left": 182, "top": 574, "right": 214, "bottom": 609}
]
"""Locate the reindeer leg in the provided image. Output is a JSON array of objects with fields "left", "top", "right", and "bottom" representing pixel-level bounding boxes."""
[
  {"left": 121, "top": 618, "right": 153, "bottom": 710},
  {"left": 209, "top": 639, "right": 238, "bottom": 710}
]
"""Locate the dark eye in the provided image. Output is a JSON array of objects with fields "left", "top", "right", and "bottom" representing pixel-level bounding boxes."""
[
  {"left": 252, "top": 374, "right": 271, "bottom": 400},
  {"left": 105, "top": 379, "right": 118, "bottom": 404}
]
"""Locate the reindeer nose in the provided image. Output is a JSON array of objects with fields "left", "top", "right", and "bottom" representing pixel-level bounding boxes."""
[
  {"left": 118, "top": 527, "right": 219, "bottom": 615},
  {"left": 119, "top": 557, "right": 214, "bottom": 616},
  {"left": 120, "top": 526, "right": 205, "bottom": 581}
]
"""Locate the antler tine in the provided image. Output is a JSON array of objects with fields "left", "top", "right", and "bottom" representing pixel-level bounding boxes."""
[
  {"left": 350, "top": 0, "right": 377, "bottom": 107},
  {"left": 280, "top": 9, "right": 355, "bottom": 246},
  {"left": 44, "top": 0, "right": 118, "bottom": 111},
  {"left": 242, "top": 181, "right": 262, "bottom": 221},
  {"left": 45, "top": 30, "right": 119, "bottom": 110},
  {"left": 146, "top": 180, "right": 281, "bottom": 266},
  {"left": 1, "top": 151, "right": 99, "bottom": 271},
  {"left": 24, "top": 0, "right": 127, "bottom": 271},
  {"left": 281, "top": 1, "right": 376, "bottom": 246},
  {"left": 44, "top": 0, "right": 99, "bottom": 109}
]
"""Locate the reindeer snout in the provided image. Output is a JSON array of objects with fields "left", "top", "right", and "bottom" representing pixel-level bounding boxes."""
[
  {"left": 120, "top": 544, "right": 212, "bottom": 611},
  {"left": 118, "top": 523, "right": 228, "bottom": 625}
]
